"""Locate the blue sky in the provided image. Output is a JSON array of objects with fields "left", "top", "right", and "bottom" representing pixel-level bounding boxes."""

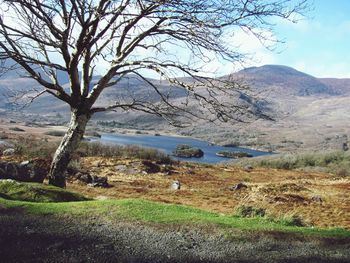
[
  {"left": 170, "top": 1, "right": 350, "bottom": 79},
  {"left": 260, "top": 0, "right": 350, "bottom": 78}
]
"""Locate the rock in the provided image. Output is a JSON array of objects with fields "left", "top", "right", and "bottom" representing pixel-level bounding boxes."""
[
  {"left": 311, "top": 195, "right": 323, "bottom": 204},
  {"left": 142, "top": 161, "right": 160, "bottom": 173},
  {"left": 229, "top": 182, "right": 248, "bottom": 191},
  {"left": 0, "top": 160, "right": 48, "bottom": 183},
  {"left": 115, "top": 165, "right": 128, "bottom": 172},
  {"left": 77, "top": 173, "right": 92, "bottom": 184},
  {"left": 173, "top": 144, "right": 204, "bottom": 158},
  {"left": 244, "top": 165, "right": 253, "bottom": 171},
  {"left": 47, "top": 241, "right": 65, "bottom": 251},
  {"left": 2, "top": 148, "right": 15, "bottom": 156},
  {"left": 171, "top": 180, "right": 181, "bottom": 190},
  {"left": 342, "top": 142, "right": 349, "bottom": 151},
  {"left": 115, "top": 164, "right": 140, "bottom": 175},
  {"left": 88, "top": 175, "right": 109, "bottom": 188},
  {"left": 161, "top": 165, "right": 175, "bottom": 176}
]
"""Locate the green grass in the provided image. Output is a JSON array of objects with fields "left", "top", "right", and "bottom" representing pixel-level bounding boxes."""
[
  {"left": 0, "top": 197, "right": 348, "bottom": 238},
  {"left": 0, "top": 180, "right": 89, "bottom": 202}
]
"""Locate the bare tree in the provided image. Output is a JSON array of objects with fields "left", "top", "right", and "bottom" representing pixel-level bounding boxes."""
[{"left": 0, "top": 0, "right": 307, "bottom": 187}]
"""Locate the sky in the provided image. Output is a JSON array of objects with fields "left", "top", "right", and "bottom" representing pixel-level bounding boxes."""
[
  {"left": 1, "top": 1, "right": 349, "bottom": 79},
  {"left": 245, "top": 0, "right": 350, "bottom": 78}
]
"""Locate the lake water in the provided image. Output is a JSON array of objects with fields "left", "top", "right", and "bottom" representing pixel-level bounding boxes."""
[{"left": 96, "top": 133, "right": 272, "bottom": 164}]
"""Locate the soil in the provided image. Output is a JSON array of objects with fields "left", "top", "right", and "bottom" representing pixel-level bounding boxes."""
[{"left": 0, "top": 208, "right": 349, "bottom": 263}]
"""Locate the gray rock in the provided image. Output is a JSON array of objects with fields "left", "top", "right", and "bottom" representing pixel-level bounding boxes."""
[
  {"left": 311, "top": 195, "right": 323, "bottom": 203},
  {"left": 115, "top": 165, "right": 128, "bottom": 172},
  {"left": 229, "top": 182, "right": 248, "bottom": 191},
  {"left": 2, "top": 148, "right": 15, "bottom": 156},
  {"left": 244, "top": 165, "right": 253, "bottom": 171},
  {"left": 91, "top": 176, "right": 109, "bottom": 188},
  {"left": 170, "top": 180, "right": 181, "bottom": 190},
  {"left": 0, "top": 160, "right": 47, "bottom": 183}
]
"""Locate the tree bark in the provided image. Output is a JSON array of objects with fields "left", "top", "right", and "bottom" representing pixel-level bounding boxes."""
[{"left": 48, "top": 109, "right": 90, "bottom": 188}]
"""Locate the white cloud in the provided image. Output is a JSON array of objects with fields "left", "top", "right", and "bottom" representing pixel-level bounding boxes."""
[{"left": 293, "top": 62, "right": 350, "bottom": 78}]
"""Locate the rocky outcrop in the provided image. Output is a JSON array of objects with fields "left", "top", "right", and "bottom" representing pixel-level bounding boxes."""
[
  {"left": 0, "top": 159, "right": 49, "bottom": 183},
  {"left": 75, "top": 172, "right": 109, "bottom": 188}
]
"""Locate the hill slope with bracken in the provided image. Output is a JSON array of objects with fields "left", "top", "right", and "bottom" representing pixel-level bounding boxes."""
[{"left": 227, "top": 64, "right": 340, "bottom": 96}]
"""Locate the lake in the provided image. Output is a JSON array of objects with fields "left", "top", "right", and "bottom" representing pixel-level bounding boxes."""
[{"left": 95, "top": 133, "right": 272, "bottom": 164}]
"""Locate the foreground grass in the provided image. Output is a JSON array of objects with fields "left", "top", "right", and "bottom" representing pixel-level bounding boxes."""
[
  {"left": 1, "top": 197, "right": 349, "bottom": 238},
  {"left": 0, "top": 180, "right": 88, "bottom": 202}
]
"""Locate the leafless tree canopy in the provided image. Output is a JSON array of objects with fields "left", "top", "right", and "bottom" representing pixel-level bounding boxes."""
[{"left": 0, "top": 0, "right": 307, "bottom": 124}]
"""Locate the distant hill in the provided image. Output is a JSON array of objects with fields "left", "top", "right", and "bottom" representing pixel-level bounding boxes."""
[
  {"left": 1, "top": 64, "right": 350, "bottom": 125},
  {"left": 318, "top": 78, "right": 350, "bottom": 95},
  {"left": 229, "top": 65, "right": 337, "bottom": 96}
]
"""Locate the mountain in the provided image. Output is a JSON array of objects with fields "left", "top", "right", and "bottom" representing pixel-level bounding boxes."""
[
  {"left": 1, "top": 64, "right": 350, "bottom": 126},
  {"left": 230, "top": 65, "right": 337, "bottom": 96},
  {"left": 318, "top": 78, "right": 350, "bottom": 95}
]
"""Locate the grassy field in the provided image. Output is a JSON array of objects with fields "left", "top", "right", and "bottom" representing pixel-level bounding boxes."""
[
  {"left": 1, "top": 195, "right": 349, "bottom": 238},
  {"left": 0, "top": 133, "right": 350, "bottom": 262}
]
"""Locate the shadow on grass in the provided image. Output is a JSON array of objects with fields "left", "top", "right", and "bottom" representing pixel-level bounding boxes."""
[{"left": 0, "top": 205, "right": 349, "bottom": 263}]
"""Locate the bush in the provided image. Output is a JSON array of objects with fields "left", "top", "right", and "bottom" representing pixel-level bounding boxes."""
[
  {"left": 84, "top": 131, "right": 101, "bottom": 138},
  {"left": 44, "top": 130, "right": 66, "bottom": 137},
  {"left": 234, "top": 205, "right": 266, "bottom": 218},
  {"left": 237, "top": 150, "right": 350, "bottom": 176},
  {"left": 9, "top": 127, "right": 25, "bottom": 132},
  {"left": 278, "top": 214, "right": 305, "bottom": 227},
  {"left": 77, "top": 142, "right": 172, "bottom": 164},
  {"left": 216, "top": 151, "right": 252, "bottom": 158},
  {"left": 12, "top": 136, "right": 58, "bottom": 159}
]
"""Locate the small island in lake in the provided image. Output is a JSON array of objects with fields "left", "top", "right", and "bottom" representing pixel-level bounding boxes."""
[
  {"left": 216, "top": 151, "right": 253, "bottom": 158},
  {"left": 173, "top": 144, "right": 204, "bottom": 158}
]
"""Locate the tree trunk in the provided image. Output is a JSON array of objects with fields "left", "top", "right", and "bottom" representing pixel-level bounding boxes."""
[{"left": 48, "top": 109, "right": 90, "bottom": 188}]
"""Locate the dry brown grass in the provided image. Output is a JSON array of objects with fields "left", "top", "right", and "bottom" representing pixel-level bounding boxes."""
[{"left": 67, "top": 157, "right": 350, "bottom": 230}]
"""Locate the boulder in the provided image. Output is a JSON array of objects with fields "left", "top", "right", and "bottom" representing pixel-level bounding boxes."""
[
  {"left": 76, "top": 172, "right": 109, "bottom": 187},
  {"left": 311, "top": 195, "right": 323, "bottom": 204},
  {"left": 88, "top": 176, "right": 109, "bottom": 188},
  {"left": 142, "top": 160, "right": 160, "bottom": 173},
  {"left": 229, "top": 182, "right": 248, "bottom": 191},
  {"left": 2, "top": 148, "right": 15, "bottom": 156},
  {"left": 244, "top": 165, "right": 253, "bottom": 171},
  {"left": 0, "top": 160, "right": 48, "bottom": 183},
  {"left": 77, "top": 172, "right": 93, "bottom": 184},
  {"left": 170, "top": 180, "right": 181, "bottom": 190}
]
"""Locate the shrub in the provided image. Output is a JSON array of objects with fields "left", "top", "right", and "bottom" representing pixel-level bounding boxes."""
[
  {"left": 77, "top": 142, "right": 172, "bottom": 164},
  {"left": 84, "top": 131, "right": 101, "bottom": 138},
  {"left": 278, "top": 214, "right": 305, "bottom": 227},
  {"left": 234, "top": 205, "right": 266, "bottom": 218},
  {"left": 216, "top": 151, "right": 252, "bottom": 158},
  {"left": 44, "top": 130, "right": 66, "bottom": 137},
  {"left": 237, "top": 150, "right": 350, "bottom": 176},
  {"left": 12, "top": 136, "right": 58, "bottom": 159},
  {"left": 9, "top": 127, "right": 25, "bottom": 132},
  {"left": 7, "top": 136, "right": 172, "bottom": 163}
]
